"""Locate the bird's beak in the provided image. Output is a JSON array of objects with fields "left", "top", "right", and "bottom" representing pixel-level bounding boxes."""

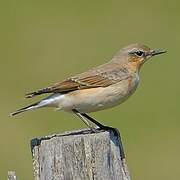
[{"left": 151, "top": 49, "right": 167, "bottom": 56}]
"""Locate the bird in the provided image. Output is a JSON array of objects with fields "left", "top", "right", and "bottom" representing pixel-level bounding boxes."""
[{"left": 11, "top": 43, "right": 166, "bottom": 131}]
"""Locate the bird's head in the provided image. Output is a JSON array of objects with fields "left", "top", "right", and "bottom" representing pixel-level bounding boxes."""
[{"left": 112, "top": 43, "right": 166, "bottom": 72}]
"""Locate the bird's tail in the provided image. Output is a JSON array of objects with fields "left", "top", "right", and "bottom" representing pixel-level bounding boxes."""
[
  {"left": 10, "top": 100, "right": 48, "bottom": 116},
  {"left": 11, "top": 93, "right": 61, "bottom": 116}
]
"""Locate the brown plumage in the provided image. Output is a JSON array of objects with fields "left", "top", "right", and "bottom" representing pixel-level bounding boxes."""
[{"left": 25, "top": 63, "right": 130, "bottom": 98}]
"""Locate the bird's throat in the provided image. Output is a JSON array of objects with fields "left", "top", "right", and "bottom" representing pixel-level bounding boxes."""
[{"left": 127, "top": 61, "right": 142, "bottom": 73}]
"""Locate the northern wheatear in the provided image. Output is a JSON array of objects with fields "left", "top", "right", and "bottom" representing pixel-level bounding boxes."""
[{"left": 11, "top": 43, "right": 166, "bottom": 130}]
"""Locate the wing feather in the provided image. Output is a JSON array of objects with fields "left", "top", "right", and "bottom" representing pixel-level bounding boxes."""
[{"left": 25, "top": 64, "right": 130, "bottom": 98}]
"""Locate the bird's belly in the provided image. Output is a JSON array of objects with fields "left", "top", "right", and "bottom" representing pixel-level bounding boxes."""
[{"left": 58, "top": 77, "right": 139, "bottom": 113}]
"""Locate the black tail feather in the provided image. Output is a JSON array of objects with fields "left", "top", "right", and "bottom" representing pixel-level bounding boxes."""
[{"left": 10, "top": 102, "right": 39, "bottom": 116}]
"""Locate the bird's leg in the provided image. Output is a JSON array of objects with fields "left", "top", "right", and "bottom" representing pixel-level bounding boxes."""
[
  {"left": 80, "top": 113, "right": 106, "bottom": 129},
  {"left": 80, "top": 112, "right": 117, "bottom": 134},
  {"left": 80, "top": 112, "right": 119, "bottom": 134},
  {"left": 72, "top": 109, "right": 97, "bottom": 133}
]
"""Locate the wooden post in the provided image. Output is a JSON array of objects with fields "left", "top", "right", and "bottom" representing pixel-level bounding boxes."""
[
  {"left": 7, "top": 171, "right": 17, "bottom": 180},
  {"left": 31, "top": 129, "right": 131, "bottom": 180}
]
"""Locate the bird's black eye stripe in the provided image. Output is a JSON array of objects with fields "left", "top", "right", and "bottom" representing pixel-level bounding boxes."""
[{"left": 135, "top": 50, "right": 144, "bottom": 57}]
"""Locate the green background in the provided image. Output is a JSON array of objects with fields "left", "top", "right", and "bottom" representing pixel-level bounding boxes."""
[{"left": 1, "top": 0, "right": 179, "bottom": 179}]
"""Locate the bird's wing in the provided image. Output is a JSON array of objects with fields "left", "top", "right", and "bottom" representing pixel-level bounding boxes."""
[{"left": 25, "top": 63, "right": 130, "bottom": 98}]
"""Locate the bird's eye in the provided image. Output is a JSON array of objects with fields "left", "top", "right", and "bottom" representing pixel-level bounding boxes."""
[{"left": 135, "top": 50, "right": 144, "bottom": 57}]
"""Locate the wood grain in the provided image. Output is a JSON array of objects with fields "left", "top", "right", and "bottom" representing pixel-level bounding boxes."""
[{"left": 31, "top": 129, "right": 131, "bottom": 180}]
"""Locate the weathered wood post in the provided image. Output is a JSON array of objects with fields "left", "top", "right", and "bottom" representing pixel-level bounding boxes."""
[
  {"left": 7, "top": 171, "right": 17, "bottom": 180},
  {"left": 31, "top": 129, "right": 131, "bottom": 180}
]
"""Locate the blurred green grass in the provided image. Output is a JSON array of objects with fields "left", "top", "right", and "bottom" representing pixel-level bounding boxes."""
[{"left": 0, "top": 0, "right": 180, "bottom": 179}]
